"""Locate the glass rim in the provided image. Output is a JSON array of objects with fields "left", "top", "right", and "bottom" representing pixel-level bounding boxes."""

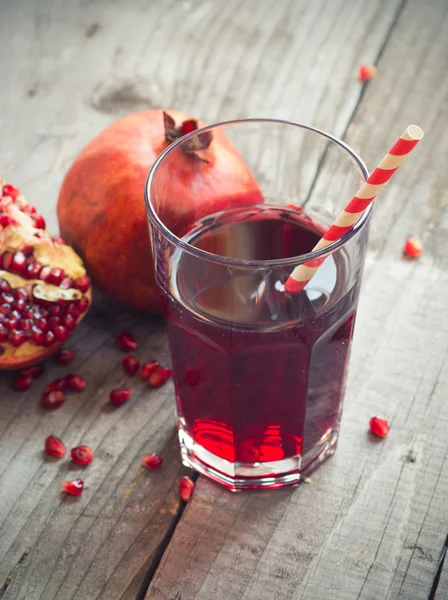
[{"left": 145, "top": 117, "right": 370, "bottom": 268}]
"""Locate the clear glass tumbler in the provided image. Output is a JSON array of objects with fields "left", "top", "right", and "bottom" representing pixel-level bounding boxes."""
[{"left": 145, "top": 118, "right": 370, "bottom": 491}]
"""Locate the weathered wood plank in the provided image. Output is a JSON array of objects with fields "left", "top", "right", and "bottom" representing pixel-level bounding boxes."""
[
  {"left": 0, "top": 0, "right": 420, "bottom": 597},
  {"left": 146, "top": 0, "right": 448, "bottom": 599}
]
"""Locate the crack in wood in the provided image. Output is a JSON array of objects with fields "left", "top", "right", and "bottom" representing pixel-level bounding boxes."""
[
  {"left": 0, "top": 549, "right": 29, "bottom": 600},
  {"left": 428, "top": 534, "right": 448, "bottom": 600}
]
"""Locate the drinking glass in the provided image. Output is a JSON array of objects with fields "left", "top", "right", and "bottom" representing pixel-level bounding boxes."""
[{"left": 145, "top": 119, "right": 370, "bottom": 490}]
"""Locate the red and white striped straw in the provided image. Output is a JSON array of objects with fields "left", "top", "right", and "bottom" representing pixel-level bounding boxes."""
[{"left": 284, "top": 125, "right": 424, "bottom": 294}]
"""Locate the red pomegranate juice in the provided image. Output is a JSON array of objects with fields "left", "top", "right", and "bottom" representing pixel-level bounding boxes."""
[{"left": 165, "top": 205, "right": 359, "bottom": 478}]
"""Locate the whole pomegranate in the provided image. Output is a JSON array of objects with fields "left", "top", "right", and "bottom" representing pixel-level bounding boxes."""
[
  {"left": 0, "top": 179, "right": 91, "bottom": 370},
  {"left": 57, "top": 110, "right": 263, "bottom": 312}
]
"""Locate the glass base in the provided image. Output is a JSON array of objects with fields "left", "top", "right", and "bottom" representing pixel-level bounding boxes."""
[{"left": 179, "top": 424, "right": 339, "bottom": 491}]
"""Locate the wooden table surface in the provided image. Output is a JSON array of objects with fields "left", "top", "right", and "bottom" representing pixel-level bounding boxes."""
[{"left": 1, "top": 0, "right": 448, "bottom": 598}]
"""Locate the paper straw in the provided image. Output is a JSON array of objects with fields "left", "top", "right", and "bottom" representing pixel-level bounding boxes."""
[{"left": 284, "top": 125, "right": 424, "bottom": 293}]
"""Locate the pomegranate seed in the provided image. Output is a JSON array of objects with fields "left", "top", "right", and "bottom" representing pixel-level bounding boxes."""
[
  {"left": 9, "top": 330, "right": 27, "bottom": 347},
  {"left": 60, "top": 277, "right": 74, "bottom": 289},
  {"left": 42, "top": 330, "right": 56, "bottom": 347},
  {"left": 49, "top": 316, "right": 61, "bottom": 327},
  {"left": 122, "top": 355, "right": 140, "bottom": 376},
  {"left": 44, "top": 435, "right": 66, "bottom": 458},
  {"left": 22, "top": 307, "right": 34, "bottom": 319},
  {"left": 47, "top": 268, "right": 65, "bottom": 286},
  {"left": 369, "top": 416, "right": 389, "bottom": 438},
  {"left": 359, "top": 65, "right": 377, "bottom": 81},
  {"left": 20, "top": 318, "right": 32, "bottom": 332},
  {"left": 13, "top": 287, "right": 29, "bottom": 300},
  {"left": 53, "top": 325, "right": 69, "bottom": 342},
  {"left": 0, "top": 215, "right": 17, "bottom": 227},
  {"left": 2, "top": 252, "right": 13, "bottom": 270},
  {"left": 0, "top": 278, "right": 11, "bottom": 293},
  {"left": 0, "top": 305, "right": 11, "bottom": 316},
  {"left": 20, "top": 364, "right": 44, "bottom": 379},
  {"left": 116, "top": 332, "right": 137, "bottom": 352},
  {"left": 9, "top": 309, "right": 21, "bottom": 320},
  {"left": 1, "top": 292, "right": 14, "bottom": 304},
  {"left": 66, "top": 303, "right": 80, "bottom": 319},
  {"left": 74, "top": 276, "right": 90, "bottom": 293},
  {"left": 25, "top": 261, "right": 43, "bottom": 279},
  {"left": 61, "top": 479, "right": 84, "bottom": 496},
  {"left": 5, "top": 319, "right": 19, "bottom": 331},
  {"left": 33, "top": 214, "right": 46, "bottom": 229},
  {"left": 10, "top": 252, "right": 27, "bottom": 275},
  {"left": 12, "top": 298, "right": 27, "bottom": 312},
  {"left": 45, "top": 379, "right": 68, "bottom": 393},
  {"left": 2, "top": 184, "right": 20, "bottom": 199},
  {"left": 141, "top": 453, "right": 163, "bottom": 469},
  {"left": 30, "top": 326, "right": 44, "bottom": 345},
  {"left": 39, "top": 266, "right": 52, "bottom": 282},
  {"left": 63, "top": 314, "right": 76, "bottom": 330},
  {"left": 22, "top": 244, "right": 34, "bottom": 256},
  {"left": 65, "top": 374, "right": 86, "bottom": 391},
  {"left": 42, "top": 390, "right": 65, "bottom": 409},
  {"left": 11, "top": 375, "right": 33, "bottom": 391},
  {"left": 35, "top": 317, "right": 49, "bottom": 332},
  {"left": 109, "top": 389, "right": 132, "bottom": 407},
  {"left": 52, "top": 236, "right": 66, "bottom": 245},
  {"left": 140, "top": 361, "right": 159, "bottom": 380},
  {"left": 403, "top": 237, "right": 423, "bottom": 258},
  {"left": 179, "top": 476, "right": 195, "bottom": 502},
  {"left": 77, "top": 297, "right": 89, "bottom": 313},
  {"left": 54, "top": 348, "right": 75, "bottom": 365},
  {"left": 49, "top": 305, "right": 62, "bottom": 316},
  {"left": 0, "top": 324, "right": 7, "bottom": 342},
  {"left": 148, "top": 366, "right": 172, "bottom": 388},
  {"left": 71, "top": 445, "right": 94, "bottom": 465}
]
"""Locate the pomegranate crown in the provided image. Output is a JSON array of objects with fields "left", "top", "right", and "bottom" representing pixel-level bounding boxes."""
[{"left": 163, "top": 112, "right": 213, "bottom": 154}]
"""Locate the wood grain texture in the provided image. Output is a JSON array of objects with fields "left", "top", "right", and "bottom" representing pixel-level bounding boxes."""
[
  {"left": 146, "top": 0, "right": 448, "bottom": 599},
  {"left": 0, "top": 0, "right": 443, "bottom": 598}
]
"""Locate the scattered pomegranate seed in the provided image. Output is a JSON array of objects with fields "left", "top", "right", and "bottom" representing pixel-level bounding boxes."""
[
  {"left": 61, "top": 479, "right": 84, "bottom": 496},
  {"left": 20, "top": 364, "right": 44, "bottom": 379},
  {"left": 141, "top": 453, "right": 164, "bottom": 469},
  {"left": 45, "top": 379, "right": 68, "bottom": 394},
  {"left": 403, "top": 237, "right": 423, "bottom": 258},
  {"left": 140, "top": 360, "right": 159, "bottom": 380},
  {"left": 54, "top": 348, "right": 75, "bottom": 365},
  {"left": 179, "top": 476, "right": 195, "bottom": 502},
  {"left": 2, "top": 184, "right": 20, "bottom": 200},
  {"left": 109, "top": 388, "right": 133, "bottom": 407},
  {"left": 42, "top": 390, "right": 66, "bottom": 409},
  {"left": 71, "top": 445, "right": 94, "bottom": 465},
  {"left": 116, "top": 332, "right": 137, "bottom": 352},
  {"left": 359, "top": 64, "right": 377, "bottom": 81},
  {"left": 64, "top": 374, "right": 86, "bottom": 391},
  {"left": 74, "top": 276, "right": 90, "bottom": 293},
  {"left": 11, "top": 375, "right": 33, "bottom": 391},
  {"left": 148, "top": 366, "right": 172, "bottom": 388},
  {"left": 122, "top": 354, "right": 140, "bottom": 376},
  {"left": 44, "top": 435, "right": 66, "bottom": 458},
  {"left": 369, "top": 416, "right": 389, "bottom": 438}
]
